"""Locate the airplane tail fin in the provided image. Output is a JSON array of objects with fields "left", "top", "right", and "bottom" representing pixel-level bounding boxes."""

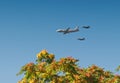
[{"left": 75, "top": 26, "right": 79, "bottom": 31}]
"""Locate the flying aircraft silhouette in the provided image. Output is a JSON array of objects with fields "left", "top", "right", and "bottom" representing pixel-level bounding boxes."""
[
  {"left": 56, "top": 26, "right": 79, "bottom": 34},
  {"left": 77, "top": 37, "right": 85, "bottom": 40},
  {"left": 82, "top": 26, "right": 90, "bottom": 29}
]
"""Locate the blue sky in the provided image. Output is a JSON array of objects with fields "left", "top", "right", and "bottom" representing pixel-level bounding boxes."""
[{"left": 0, "top": 0, "right": 120, "bottom": 82}]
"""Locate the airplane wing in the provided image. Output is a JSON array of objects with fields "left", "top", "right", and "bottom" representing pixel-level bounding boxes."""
[
  {"left": 66, "top": 27, "right": 70, "bottom": 31},
  {"left": 63, "top": 27, "right": 70, "bottom": 34}
]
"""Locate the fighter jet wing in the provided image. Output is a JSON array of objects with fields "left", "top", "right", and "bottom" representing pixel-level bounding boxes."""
[
  {"left": 77, "top": 37, "right": 85, "bottom": 40},
  {"left": 82, "top": 26, "right": 90, "bottom": 29}
]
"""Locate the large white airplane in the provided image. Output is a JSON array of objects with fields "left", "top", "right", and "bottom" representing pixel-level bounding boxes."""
[{"left": 56, "top": 26, "right": 79, "bottom": 34}]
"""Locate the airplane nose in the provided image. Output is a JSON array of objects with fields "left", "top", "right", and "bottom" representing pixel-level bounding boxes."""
[
  {"left": 56, "top": 30, "right": 60, "bottom": 32},
  {"left": 56, "top": 30, "right": 59, "bottom": 32},
  {"left": 56, "top": 29, "right": 62, "bottom": 32}
]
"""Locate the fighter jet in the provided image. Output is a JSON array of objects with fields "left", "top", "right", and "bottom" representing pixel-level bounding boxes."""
[
  {"left": 82, "top": 26, "right": 90, "bottom": 29},
  {"left": 56, "top": 27, "right": 79, "bottom": 34},
  {"left": 77, "top": 37, "right": 85, "bottom": 40}
]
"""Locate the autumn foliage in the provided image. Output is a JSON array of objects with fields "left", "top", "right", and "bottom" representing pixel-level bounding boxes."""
[{"left": 17, "top": 50, "right": 120, "bottom": 83}]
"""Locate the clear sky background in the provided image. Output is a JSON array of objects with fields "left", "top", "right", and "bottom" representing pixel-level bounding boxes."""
[{"left": 0, "top": 0, "right": 120, "bottom": 82}]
